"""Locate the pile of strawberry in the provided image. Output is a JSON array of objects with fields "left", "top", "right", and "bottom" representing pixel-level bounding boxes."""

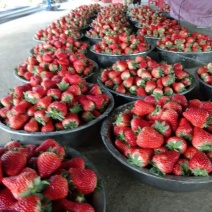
[
  {"left": 77, "top": 3, "right": 102, "bottom": 17},
  {"left": 112, "top": 94, "right": 212, "bottom": 176},
  {"left": 31, "top": 38, "right": 89, "bottom": 56},
  {"left": 159, "top": 4, "right": 170, "bottom": 12},
  {"left": 100, "top": 56, "right": 194, "bottom": 96},
  {"left": 34, "top": 24, "right": 81, "bottom": 42},
  {"left": 87, "top": 13, "right": 131, "bottom": 39},
  {"left": 0, "top": 139, "right": 98, "bottom": 211},
  {"left": 92, "top": 33, "right": 149, "bottom": 55},
  {"left": 197, "top": 62, "right": 212, "bottom": 85},
  {"left": 101, "top": 3, "right": 128, "bottom": 14},
  {"left": 16, "top": 51, "right": 96, "bottom": 81},
  {"left": 137, "top": 19, "right": 182, "bottom": 38},
  {"left": 156, "top": 31, "right": 212, "bottom": 52},
  {"left": 128, "top": 7, "right": 161, "bottom": 22},
  {"left": 0, "top": 76, "right": 110, "bottom": 132}
]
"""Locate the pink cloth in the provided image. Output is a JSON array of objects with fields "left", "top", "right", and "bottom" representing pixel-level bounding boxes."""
[{"left": 167, "top": 0, "right": 212, "bottom": 27}]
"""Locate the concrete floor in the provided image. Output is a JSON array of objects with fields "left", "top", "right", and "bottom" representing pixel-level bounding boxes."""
[{"left": 1, "top": 1, "right": 212, "bottom": 212}]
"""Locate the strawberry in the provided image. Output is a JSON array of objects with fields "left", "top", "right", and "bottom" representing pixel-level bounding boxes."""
[
  {"left": 151, "top": 67, "right": 164, "bottom": 78},
  {"left": 69, "top": 168, "right": 97, "bottom": 195},
  {"left": 189, "top": 151, "right": 212, "bottom": 176},
  {"left": 61, "top": 90, "right": 74, "bottom": 103},
  {"left": 114, "top": 139, "right": 130, "bottom": 155},
  {"left": 171, "top": 94, "right": 188, "bottom": 107},
  {"left": 35, "top": 138, "right": 59, "bottom": 155},
  {"left": 164, "top": 86, "right": 174, "bottom": 96},
  {"left": 173, "top": 159, "right": 190, "bottom": 176},
  {"left": 41, "top": 120, "right": 54, "bottom": 132},
  {"left": 2, "top": 168, "right": 45, "bottom": 200},
  {"left": 1, "top": 94, "right": 13, "bottom": 107},
  {"left": 145, "top": 80, "right": 156, "bottom": 94},
  {"left": 62, "top": 113, "right": 80, "bottom": 129},
  {"left": 114, "top": 112, "right": 131, "bottom": 127},
  {"left": 161, "top": 109, "right": 178, "bottom": 131},
  {"left": 166, "top": 136, "right": 187, "bottom": 154},
  {"left": 152, "top": 120, "right": 172, "bottom": 138},
  {"left": 36, "top": 96, "right": 52, "bottom": 110},
  {"left": 183, "top": 107, "right": 212, "bottom": 128},
  {"left": 5, "top": 195, "right": 42, "bottom": 212},
  {"left": 61, "top": 157, "right": 85, "bottom": 170},
  {"left": 1, "top": 151, "right": 27, "bottom": 176},
  {"left": 130, "top": 117, "right": 150, "bottom": 132},
  {"left": 88, "top": 84, "right": 102, "bottom": 95},
  {"left": 163, "top": 101, "right": 182, "bottom": 114},
  {"left": 68, "top": 85, "right": 82, "bottom": 96},
  {"left": 136, "top": 127, "right": 164, "bottom": 148},
  {"left": 123, "top": 77, "right": 134, "bottom": 88},
  {"left": 23, "top": 118, "right": 40, "bottom": 132},
  {"left": 125, "top": 148, "right": 153, "bottom": 167},
  {"left": 132, "top": 100, "right": 155, "bottom": 117},
  {"left": 175, "top": 117, "right": 193, "bottom": 141},
  {"left": 118, "top": 129, "right": 137, "bottom": 147},
  {"left": 183, "top": 146, "right": 198, "bottom": 160},
  {"left": 82, "top": 111, "right": 96, "bottom": 123},
  {"left": 115, "top": 84, "right": 126, "bottom": 93},
  {"left": 47, "top": 88, "right": 62, "bottom": 100},
  {"left": 172, "top": 82, "right": 186, "bottom": 93},
  {"left": 66, "top": 74, "right": 85, "bottom": 86},
  {"left": 112, "top": 60, "right": 128, "bottom": 72},
  {"left": 34, "top": 110, "right": 50, "bottom": 125},
  {"left": 150, "top": 151, "right": 180, "bottom": 176},
  {"left": 192, "top": 127, "right": 212, "bottom": 151},
  {"left": 43, "top": 175, "right": 68, "bottom": 200},
  {"left": 7, "top": 114, "right": 29, "bottom": 130},
  {"left": 86, "top": 95, "right": 105, "bottom": 110},
  {"left": 0, "top": 188, "right": 17, "bottom": 210},
  {"left": 79, "top": 99, "right": 95, "bottom": 112},
  {"left": 147, "top": 105, "right": 162, "bottom": 121},
  {"left": 161, "top": 74, "right": 175, "bottom": 87},
  {"left": 4, "top": 140, "right": 21, "bottom": 150},
  {"left": 37, "top": 152, "right": 62, "bottom": 178},
  {"left": 59, "top": 199, "right": 95, "bottom": 212},
  {"left": 46, "top": 101, "right": 68, "bottom": 121},
  {"left": 24, "top": 91, "right": 41, "bottom": 104}
]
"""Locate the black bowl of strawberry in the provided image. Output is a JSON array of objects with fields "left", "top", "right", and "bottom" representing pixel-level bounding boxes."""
[
  {"left": 89, "top": 33, "right": 154, "bottom": 68},
  {"left": 101, "top": 94, "right": 212, "bottom": 192},
  {"left": 195, "top": 62, "right": 212, "bottom": 100},
  {"left": 156, "top": 31, "right": 212, "bottom": 68},
  {"left": 0, "top": 139, "right": 106, "bottom": 212},
  {"left": 0, "top": 79, "right": 114, "bottom": 147},
  {"left": 13, "top": 52, "right": 99, "bottom": 84},
  {"left": 97, "top": 56, "right": 196, "bottom": 107}
]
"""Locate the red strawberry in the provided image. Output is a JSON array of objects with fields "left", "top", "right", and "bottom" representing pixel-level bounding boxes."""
[
  {"left": 1, "top": 94, "right": 13, "bottom": 107},
  {"left": 166, "top": 136, "right": 187, "bottom": 154},
  {"left": 192, "top": 127, "right": 212, "bottom": 151},
  {"left": 69, "top": 168, "right": 97, "bottom": 195},
  {"left": 136, "top": 127, "right": 164, "bottom": 148},
  {"left": 86, "top": 95, "right": 105, "bottom": 110},
  {"left": 112, "top": 60, "right": 128, "bottom": 72},
  {"left": 61, "top": 90, "right": 74, "bottom": 103},
  {"left": 46, "top": 101, "right": 67, "bottom": 121},
  {"left": 115, "top": 84, "right": 126, "bottom": 94},
  {"left": 118, "top": 129, "right": 137, "bottom": 147},
  {"left": 152, "top": 120, "right": 172, "bottom": 138},
  {"left": 37, "top": 152, "right": 62, "bottom": 178},
  {"left": 4, "top": 141, "right": 21, "bottom": 150},
  {"left": 114, "top": 139, "right": 130, "bottom": 155},
  {"left": 61, "top": 157, "right": 85, "bottom": 170},
  {"left": 5, "top": 195, "right": 42, "bottom": 212},
  {"left": 189, "top": 151, "right": 212, "bottom": 176},
  {"left": 88, "top": 84, "right": 102, "bottom": 95},
  {"left": 23, "top": 118, "right": 39, "bottom": 132},
  {"left": 130, "top": 117, "right": 150, "bottom": 132},
  {"left": 24, "top": 91, "right": 41, "bottom": 104},
  {"left": 163, "top": 101, "right": 182, "bottom": 114},
  {"left": 183, "top": 146, "right": 198, "bottom": 160},
  {"left": 173, "top": 158, "right": 190, "bottom": 176},
  {"left": 59, "top": 199, "right": 95, "bottom": 212},
  {"left": 35, "top": 138, "right": 59, "bottom": 155},
  {"left": 161, "top": 109, "right": 178, "bottom": 131},
  {"left": 43, "top": 175, "right": 68, "bottom": 200},
  {"left": 125, "top": 148, "right": 153, "bottom": 167},
  {"left": 1, "top": 151, "right": 26, "bottom": 176},
  {"left": 161, "top": 74, "right": 175, "bottom": 87},
  {"left": 47, "top": 88, "right": 62, "bottom": 100},
  {"left": 132, "top": 100, "right": 155, "bottom": 117},
  {"left": 62, "top": 113, "right": 80, "bottom": 129},
  {"left": 114, "top": 112, "right": 131, "bottom": 127},
  {"left": 41, "top": 120, "right": 55, "bottom": 132},
  {"left": 150, "top": 151, "right": 180, "bottom": 175},
  {"left": 7, "top": 114, "right": 29, "bottom": 130},
  {"left": 123, "top": 77, "right": 134, "bottom": 88},
  {"left": 2, "top": 168, "right": 42, "bottom": 200},
  {"left": 147, "top": 105, "right": 162, "bottom": 121},
  {"left": 34, "top": 110, "right": 50, "bottom": 125},
  {"left": 68, "top": 85, "right": 82, "bottom": 96},
  {"left": 183, "top": 107, "right": 212, "bottom": 128},
  {"left": 175, "top": 117, "right": 193, "bottom": 141},
  {"left": 36, "top": 96, "right": 52, "bottom": 110},
  {"left": 0, "top": 188, "right": 17, "bottom": 210}
]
